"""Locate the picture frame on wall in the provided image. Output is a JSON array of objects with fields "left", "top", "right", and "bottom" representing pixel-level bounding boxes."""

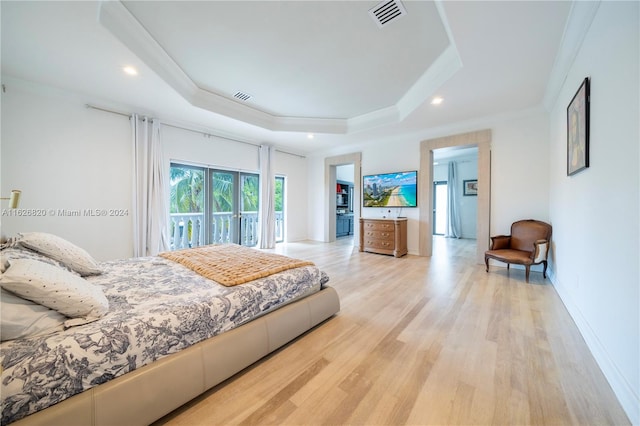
[
  {"left": 463, "top": 179, "right": 478, "bottom": 196},
  {"left": 567, "top": 77, "right": 590, "bottom": 176}
]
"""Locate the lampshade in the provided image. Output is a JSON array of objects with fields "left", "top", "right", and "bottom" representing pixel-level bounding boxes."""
[
  {"left": 9, "top": 190, "right": 21, "bottom": 209},
  {"left": 1, "top": 190, "right": 21, "bottom": 209}
]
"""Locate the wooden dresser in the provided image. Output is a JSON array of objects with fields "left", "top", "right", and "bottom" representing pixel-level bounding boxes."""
[{"left": 359, "top": 217, "right": 408, "bottom": 258}]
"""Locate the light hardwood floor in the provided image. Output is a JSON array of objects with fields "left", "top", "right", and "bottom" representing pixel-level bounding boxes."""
[{"left": 154, "top": 237, "right": 629, "bottom": 425}]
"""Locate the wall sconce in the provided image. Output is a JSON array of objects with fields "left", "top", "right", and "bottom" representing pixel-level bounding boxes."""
[{"left": 1, "top": 190, "right": 22, "bottom": 209}]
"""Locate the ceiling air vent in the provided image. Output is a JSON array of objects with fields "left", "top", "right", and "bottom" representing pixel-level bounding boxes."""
[
  {"left": 369, "top": 0, "right": 407, "bottom": 29},
  {"left": 233, "top": 91, "right": 252, "bottom": 102}
]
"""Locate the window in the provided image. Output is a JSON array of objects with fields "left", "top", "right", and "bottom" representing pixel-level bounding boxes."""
[
  {"left": 433, "top": 180, "right": 447, "bottom": 235},
  {"left": 169, "top": 163, "right": 284, "bottom": 249},
  {"left": 275, "top": 176, "right": 285, "bottom": 243},
  {"left": 170, "top": 164, "right": 205, "bottom": 248}
]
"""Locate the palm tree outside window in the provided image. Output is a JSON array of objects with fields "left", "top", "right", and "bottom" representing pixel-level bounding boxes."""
[{"left": 169, "top": 163, "right": 283, "bottom": 249}]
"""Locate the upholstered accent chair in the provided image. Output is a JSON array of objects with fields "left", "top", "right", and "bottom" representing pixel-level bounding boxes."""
[{"left": 484, "top": 219, "right": 552, "bottom": 282}]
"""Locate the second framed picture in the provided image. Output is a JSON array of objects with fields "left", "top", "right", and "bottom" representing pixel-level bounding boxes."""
[{"left": 463, "top": 179, "right": 478, "bottom": 196}]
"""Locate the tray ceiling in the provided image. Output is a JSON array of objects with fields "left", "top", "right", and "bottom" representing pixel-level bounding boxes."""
[
  {"left": 102, "top": 0, "right": 458, "bottom": 133},
  {"left": 1, "top": 1, "right": 573, "bottom": 154}
]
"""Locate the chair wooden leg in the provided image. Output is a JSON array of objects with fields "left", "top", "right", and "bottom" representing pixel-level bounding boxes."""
[
  {"left": 525, "top": 266, "right": 530, "bottom": 283},
  {"left": 485, "top": 257, "right": 489, "bottom": 272},
  {"left": 542, "top": 261, "right": 548, "bottom": 278}
]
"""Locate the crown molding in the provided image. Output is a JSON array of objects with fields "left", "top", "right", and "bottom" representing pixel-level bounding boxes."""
[
  {"left": 543, "top": 1, "right": 600, "bottom": 111},
  {"left": 397, "top": 44, "right": 462, "bottom": 121},
  {"left": 98, "top": 0, "right": 460, "bottom": 135}
]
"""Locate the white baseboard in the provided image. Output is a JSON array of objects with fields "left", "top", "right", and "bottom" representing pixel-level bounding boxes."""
[{"left": 549, "top": 272, "right": 639, "bottom": 425}]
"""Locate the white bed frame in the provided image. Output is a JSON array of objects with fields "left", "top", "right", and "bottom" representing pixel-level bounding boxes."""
[{"left": 11, "top": 286, "right": 340, "bottom": 426}]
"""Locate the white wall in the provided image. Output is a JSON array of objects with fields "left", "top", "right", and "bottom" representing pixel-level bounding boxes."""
[
  {"left": 163, "top": 125, "right": 259, "bottom": 172},
  {"left": 359, "top": 138, "right": 422, "bottom": 253},
  {"left": 547, "top": 2, "right": 639, "bottom": 422},
  {"left": 1, "top": 79, "right": 311, "bottom": 259},
  {"left": 1, "top": 80, "right": 133, "bottom": 260},
  {"left": 336, "top": 164, "right": 354, "bottom": 184},
  {"left": 491, "top": 113, "right": 550, "bottom": 230},
  {"left": 308, "top": 109, "right": 550, "bottom": 257},
  {"left": 274, "top": 151, "right": 308, "bottom": 242},
  {"left": 307, "top": 154, "right": 326, "bottom": 242}
]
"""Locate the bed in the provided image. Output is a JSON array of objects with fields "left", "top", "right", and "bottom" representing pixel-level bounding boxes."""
[{"left": 0, "top": 233, "right": 340, "bottom": 426}]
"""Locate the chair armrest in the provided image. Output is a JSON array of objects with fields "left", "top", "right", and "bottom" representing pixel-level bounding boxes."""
[
  {"left": 533, "top": 239, "right": 549, "bottom": 263},
  {"left": 490, "top": 235, "right": 511, "bottom": 250}
]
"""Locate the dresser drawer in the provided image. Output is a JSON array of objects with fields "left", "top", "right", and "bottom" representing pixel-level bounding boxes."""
[
  {"left": 363, "top": 238, "right": 395, "bottom": 251},
  {"left": 362, "top": 221, "right": 395, "bottom": 232},
  {"left": 363, "top": 230, "right": 394, "bottom": 240}
]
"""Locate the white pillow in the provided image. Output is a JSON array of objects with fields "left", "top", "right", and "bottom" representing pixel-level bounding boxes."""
[
  {"left": 1, "top": 289, "right": 66, "bottom": 341},
  {"left": 1, "top": 246, "right": 79, "bottom": 275},
  {"left": 17, "top": 232, "right": 102, "bottom": 276},
  {"left": 0, "top": 259, "right": 109, "bottom": 322}
]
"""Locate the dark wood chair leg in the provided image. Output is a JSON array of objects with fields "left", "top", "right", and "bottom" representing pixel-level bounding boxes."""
[
  {"left": 542, "top": 261, "right": 548, "bottom": 278},
  {"left": 525, "top": 266, "right": 530, "bottom": 282},
  {"left": 485, "top": 257, "right": 489, "bottom": 272}
]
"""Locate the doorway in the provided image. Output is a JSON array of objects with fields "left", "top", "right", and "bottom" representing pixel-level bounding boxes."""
[
  {"left": 418, "top": 129, "right": 491, "bottom": 263},
  {"left": 433, "top": 181, "right": 448, "bottom": 235},
  {"left": 336, "top": 164, "right": 355, "bottom": 240},
  {"left": 210, "top": 170, "right": 259, "bottom": 246},
  {"left": 324, "top": 153, "right": 362, "bottom": 244}
]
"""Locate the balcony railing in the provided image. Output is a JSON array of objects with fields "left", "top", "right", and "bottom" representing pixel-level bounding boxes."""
[{"left": 169, "top": 211, "right": 284, "bottom": 250}]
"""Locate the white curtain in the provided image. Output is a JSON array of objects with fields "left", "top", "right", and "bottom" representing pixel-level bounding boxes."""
[
  {"left": 446, "top": 161, "right": 462, "bottom": 238},
  {"left": 258, "top": 144, "right": 276, "bottom": 248},
  {"left": 132, "top": 114, "right": 169, "bottom": 257}
]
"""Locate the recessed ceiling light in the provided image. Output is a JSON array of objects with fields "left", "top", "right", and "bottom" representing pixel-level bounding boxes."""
[
  {"left": 307, "top": 133, "right": 314, "bottom": 140},
  {"left": 123, "top": 66, "right": 138, "bottom": 76},
  {"left": 431, "top": 96, "right": 444, "bottom": 105}
]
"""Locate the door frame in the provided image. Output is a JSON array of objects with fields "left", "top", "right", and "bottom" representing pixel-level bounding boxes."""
[
  {"left": 418, "top": 129, "right": 491, "bottom": 263},
  {"left": 324, "top": 152, "right": 362, "bottom": 244}
]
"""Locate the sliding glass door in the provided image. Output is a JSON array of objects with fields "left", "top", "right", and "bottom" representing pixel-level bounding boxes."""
[
  {"left": 215, "top": 173, "right": 284, "bottom": 245},
  {"left": 170, "top": 163, "right": 261, "bottom": 249},
  {"left": 169, "top": 164, "right": 205, "bottom": 249},
  {"left": 210, "top": 170, "right": 259, "bottom": 246},
  {"left": 209, "top": 170, "right": 235, "bottom": 245}
]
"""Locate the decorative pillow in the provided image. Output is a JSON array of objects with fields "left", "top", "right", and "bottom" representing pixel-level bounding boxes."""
[
  {"left": 1, "top": 246, "right": 79, "bottom": 275},
  {"left": 0, "top": 259, "right": 109, "bottom": 321},
  {"left": 17, "top": 232, "right": 102, "bottom": 276},
  {"left": 1, "top": 289, "right": 66, "bottom": 341}
]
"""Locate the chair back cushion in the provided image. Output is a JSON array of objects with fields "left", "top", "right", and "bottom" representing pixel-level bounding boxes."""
[{"left": 510, "top": 220, "right": 552, "bottom": 252}]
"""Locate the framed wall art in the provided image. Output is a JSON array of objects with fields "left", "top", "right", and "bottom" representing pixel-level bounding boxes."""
[
  {"left": 567, "top": 77, "right": 590, "bottom": 176},
  {"left": 463, "top": 179, "right": 477, "bottom": 196}
]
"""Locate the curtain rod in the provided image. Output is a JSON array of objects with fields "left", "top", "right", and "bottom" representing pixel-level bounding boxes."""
[
  {"left": 161, "top": 121, "right": 258, "bottom": 148},
  {"left": 85, "top": 104, "right": 306, "bottom": 159},
  {"left": 85, "top": 104, "right": 131, "bottom": 118},
  {"left": 162, "top": 122, "right": 306, "bottom": 159}
]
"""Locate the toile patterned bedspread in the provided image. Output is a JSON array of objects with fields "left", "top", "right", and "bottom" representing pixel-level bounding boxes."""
[{"left": 1, "top": 256, "right": 328, "bottom": 425}]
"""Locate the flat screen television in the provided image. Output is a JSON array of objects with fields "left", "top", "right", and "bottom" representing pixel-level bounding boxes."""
[{"left": 363, "top": 170, "right": 417, "bottom": 208}]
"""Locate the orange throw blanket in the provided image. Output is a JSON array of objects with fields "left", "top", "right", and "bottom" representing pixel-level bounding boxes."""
[{"left": 159, "top": 244, "right": 315, "bottom": 286}]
